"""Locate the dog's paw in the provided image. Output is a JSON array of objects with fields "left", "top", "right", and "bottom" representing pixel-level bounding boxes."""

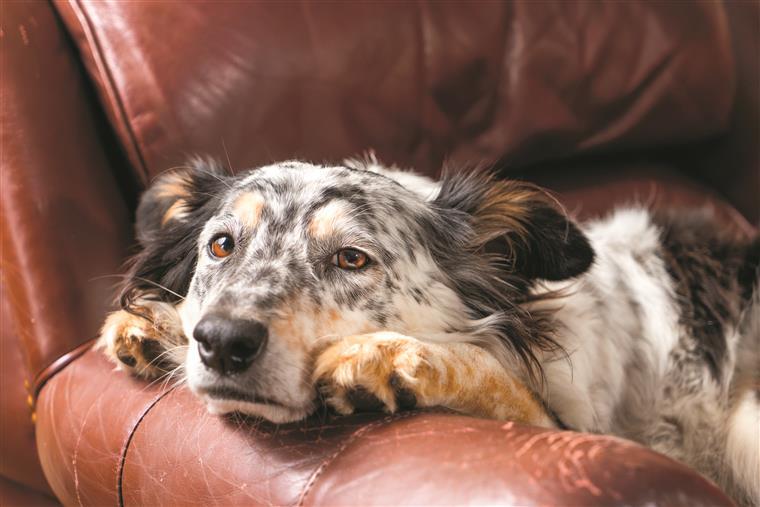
[
  {"left": 98, "top": 309, "right": 173, "bottom": 379},
  {"left": 313, "top": 332, "right": 430, "bottom": 415}
]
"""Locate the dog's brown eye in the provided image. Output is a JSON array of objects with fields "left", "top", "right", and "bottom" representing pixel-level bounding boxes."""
[
  {"left": 209, "top": 234, "right": 235, "bottom": 258},
  {"left": 333, "top": 248, "right": 369, "bottom": 270}
]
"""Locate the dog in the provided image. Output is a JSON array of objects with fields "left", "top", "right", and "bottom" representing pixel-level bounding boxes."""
[{"left": 99, "top": 157, "right": 759, "bottom": 505}]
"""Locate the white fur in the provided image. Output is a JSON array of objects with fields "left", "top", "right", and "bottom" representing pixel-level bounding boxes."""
[
  {"left": 203, "top": 397, "right": 310, "bottom": 424},
  {"left": 344, "top": 153, "right": 441, "bottom": 200},
  {"left": 725, "top": 390, "right": 760, "bottom": 504},
  {"left": 529, "top": 208, "right": 682, "bottom": 432}
]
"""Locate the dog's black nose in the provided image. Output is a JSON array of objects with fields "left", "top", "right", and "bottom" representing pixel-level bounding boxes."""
[{"left": 193, "top": 315, "right": 268, "bottom": 375}]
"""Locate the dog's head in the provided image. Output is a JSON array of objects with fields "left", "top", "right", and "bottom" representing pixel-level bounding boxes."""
[{"left": 122, "top": 158, "right": 593, "bottom": 422}]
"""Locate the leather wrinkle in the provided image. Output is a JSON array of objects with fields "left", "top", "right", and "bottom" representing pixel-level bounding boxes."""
[
  {"left": 496, "top": 3, "right": 514, "bottom": 110},
  {"left": 578, "top": 50, "right": 677, "bottom": 150},
  {"left": 116, "top": 386, "right": 179, "bottom": 507},
  {"left": 297, "top": 409, "right": 431, "bottom": 506},
  {"left": 69, "top": 0, "right": 150, "bottom": 183}
]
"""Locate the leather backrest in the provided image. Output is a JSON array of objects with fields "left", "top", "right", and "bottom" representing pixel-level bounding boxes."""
[
  {"left": 55, "top": 1, "right": 735, "bottom": 183},
  {"left": 1, "top": 0, "right": 132, "bottom": 494}
]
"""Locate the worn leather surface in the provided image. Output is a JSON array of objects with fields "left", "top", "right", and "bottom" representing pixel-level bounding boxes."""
[
  {"left": 54, "top": 0, "right": 734, "bottom": 184},
  {"left": 36, "top": 350, "right": 169, "bottom": 506},
  {"left": 37, "top": 349, "right": 733, "bottom": 507},
  {"left": 300, "top": 415, "right": 728, "bottom": 507},
  {"left": 0, "top": 280, "right": 50, "bottom": 494}
]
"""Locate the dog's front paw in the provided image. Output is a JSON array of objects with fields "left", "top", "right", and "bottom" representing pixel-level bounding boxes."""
[
  {"left": 98, "top": 309, "right": 173, "bottom": 379},
  {"left": 313, "top": 332, "right": 431, "bottom": 415}
]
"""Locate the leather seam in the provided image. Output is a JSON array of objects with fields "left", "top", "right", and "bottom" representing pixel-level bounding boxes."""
[
  {"left": 32, "top": 338, "right": 96, "bottom": 402},
  {"left": 295, "top": 410, "right": 426, "bottom": 507},
  {"left": 116, "top": 386, "right": 177, "bottom": 507},
  {"left": 65, "top": 0, "right": 150, "bottom": 183}
]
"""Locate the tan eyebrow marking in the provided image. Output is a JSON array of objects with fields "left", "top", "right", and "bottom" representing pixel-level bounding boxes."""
[
  {"left": 308, "top": 200, "right": 348, "bottom": 238},
  {"left": 233, "top": 192, "right": 265, "bottom": 228}
]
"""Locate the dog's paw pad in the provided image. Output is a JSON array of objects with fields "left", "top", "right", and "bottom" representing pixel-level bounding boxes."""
[
  {"left": 99, "top": 310, "right": 167, "bottom": 379},
  {"left": 346, "top": 386, "right": 387, "bottom": 412},
  {"left": 389, "top": 372, "right": 417, "bottom": 410},
  {"left": 314, "top": 333, "right": 425, "bottom": 415}
]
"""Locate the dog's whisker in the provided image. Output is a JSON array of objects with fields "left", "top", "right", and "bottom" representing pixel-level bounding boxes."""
[
  {"left": 182, "top": 159, "right": 234, "bottom": 188},
  {"left": 145, "top": 345, "right": 189, "bottom": 370},
  {"left": 221, "top": 138, "right": 234, "bottom": 174},
  {"left": 154, "top": 364, "right": 187, "bottom": 392},
  {"left": 133, "top": 277, "right": 186, "bottom": 300}
]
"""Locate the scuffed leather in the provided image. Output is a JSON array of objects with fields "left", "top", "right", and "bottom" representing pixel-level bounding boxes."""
[
  {"left": 301, "top": 416, "right": 730, "bottom": 507},
  {"left": 35, "top": 351, "right": 172, "bottom": 506},
  {"left": 37, "top": 350, "right": 733, "bottom": 507}
]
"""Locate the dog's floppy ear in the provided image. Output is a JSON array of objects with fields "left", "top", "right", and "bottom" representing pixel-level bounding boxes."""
[
  {"left": 433, "top": 169, "right": 594, "bottom": 282},
  {"left": 135, "top": 159, "right": 226, "bottom": 244},
  {"left": 120, "top": 159, "right": 229, "bottom": 310}
]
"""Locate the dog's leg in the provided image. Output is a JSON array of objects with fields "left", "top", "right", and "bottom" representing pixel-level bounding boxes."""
[
  {"left": 98, "top": 300, "right": 187, "bottom": 379},
  {"left": 314, "top": 332, "right": 556, "bottom": 428}
]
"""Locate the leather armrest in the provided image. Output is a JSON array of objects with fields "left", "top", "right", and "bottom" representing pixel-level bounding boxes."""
[{"left": 36, "top": 349, "right": 732, "bottom": 506}]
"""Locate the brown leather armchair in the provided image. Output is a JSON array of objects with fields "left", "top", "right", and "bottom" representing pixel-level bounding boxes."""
[{"left": 2, "top": 1, "right": 757, "bottom": 505}]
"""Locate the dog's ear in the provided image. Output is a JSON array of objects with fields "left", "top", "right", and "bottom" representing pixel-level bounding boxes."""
[
  {"left": 135, "top": 159, "right": 227, "bottom": 244},
  {"left": 121, "top": 159, "right": 229, "bottom": 310},
  {"left": 433, "top": 169, "right": 594, "bottom": 282}
]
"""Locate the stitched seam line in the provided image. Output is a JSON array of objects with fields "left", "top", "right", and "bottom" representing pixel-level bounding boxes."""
[
  {"left": 32, "top": 338, "right": 96, "bottom": 401},
  {"left": 116, "top": 386, "right": 177, "bottom": 507},
  {"left": 67, "top": 0, "right": 150, "bottom": 183},
  {"left": 295, "top": 410, "right": 425, "bottom": 507}
]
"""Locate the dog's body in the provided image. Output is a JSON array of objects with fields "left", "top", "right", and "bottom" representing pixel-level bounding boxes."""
[
  {"left": 100, "top": 158, "right": 759, "bottom": 505},
  {"left": 531, "top": 208, "right": 760, "bottom": 505}
]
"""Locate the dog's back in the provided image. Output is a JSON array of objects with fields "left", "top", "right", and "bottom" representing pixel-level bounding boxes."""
[
  {"left": 533, "top": 207, "right": 759, "bottom": 506},
  {"left": 653, "top": 210, "right": 759, "bottom": 506}
]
